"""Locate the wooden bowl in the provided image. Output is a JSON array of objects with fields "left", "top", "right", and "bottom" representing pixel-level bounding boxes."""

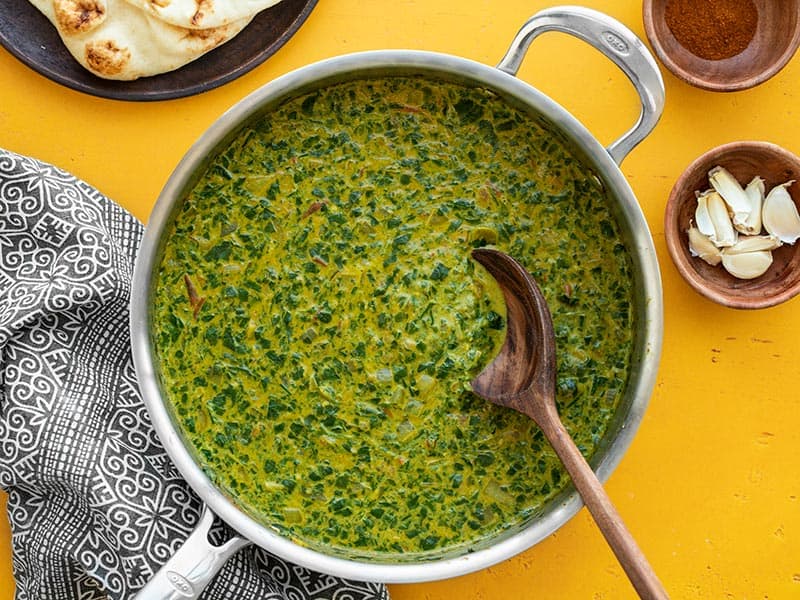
[
  {"left": 665, "top": 141, "right": 800, "bottom": 309},
  {"left": 643, "top": 0, "right": 800, "bottom": 91}
]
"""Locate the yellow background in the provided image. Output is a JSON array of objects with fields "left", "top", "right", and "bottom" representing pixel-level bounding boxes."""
[{"left": 2, "top": 0, "right": 799, "bottom": 598}]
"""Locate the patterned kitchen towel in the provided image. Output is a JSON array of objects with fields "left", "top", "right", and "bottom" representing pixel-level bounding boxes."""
[{"left": 0, "top": 148, "right": 390, "bottom": 600}]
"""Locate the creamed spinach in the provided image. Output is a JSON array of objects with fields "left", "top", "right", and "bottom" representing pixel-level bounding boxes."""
[{"left": 153, "top": 77, "right": 634, "bottom": 558}]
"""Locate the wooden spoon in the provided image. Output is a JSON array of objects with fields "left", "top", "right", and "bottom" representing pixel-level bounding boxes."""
[{"left": 471, "top": 248, "right": 668, "bottom": 600}]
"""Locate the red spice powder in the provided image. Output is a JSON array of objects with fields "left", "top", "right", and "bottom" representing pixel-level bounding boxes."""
[{"left": 665, "top": 0, "right": 758, "bottom": 60}]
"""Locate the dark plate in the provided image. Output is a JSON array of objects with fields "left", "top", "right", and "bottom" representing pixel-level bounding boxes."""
[{"left": 0, "top": 0, "right": 318, "bottom": 101}]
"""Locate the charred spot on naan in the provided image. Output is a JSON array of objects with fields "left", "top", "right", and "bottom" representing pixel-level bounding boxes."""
[
  {"left": 183, "top": 22, "right": 235, "bottom": 50},
  {"left": 54, "top": 0, "right": 108, "bottom": 34},
  {"left": 189, "top": 0, "right": 215, "bottom": 28},
  {"left": 143, "top": 0, "right": 215, "bottom": 28},
  {"left": 85, "top": 40, "right": 131, "bottom": 77}
]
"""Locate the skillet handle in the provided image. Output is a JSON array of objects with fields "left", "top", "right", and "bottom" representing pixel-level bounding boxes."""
[
  {"left": 133, "top": 505, "right": 250, "bottom": 600},
  {"left": 497, "top": 5, "right": 665, "bottom": 165}
]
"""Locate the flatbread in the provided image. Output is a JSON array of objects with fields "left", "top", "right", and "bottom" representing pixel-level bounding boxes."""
[
  {"left": 121, "top": 0, "right": 284, "bottom": 29},
  {"left": 29, "top": 0, "right": 253, "bottom": 80}
]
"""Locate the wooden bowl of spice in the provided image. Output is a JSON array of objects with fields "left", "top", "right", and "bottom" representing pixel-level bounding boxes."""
[
  {"left": 665, "top": 141, "right": 800, "bottom": 309},
  {"left": 643, "top": 0, "right": 800, "bottom": 91}
]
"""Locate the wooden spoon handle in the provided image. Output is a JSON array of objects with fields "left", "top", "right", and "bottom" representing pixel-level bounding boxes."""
[{"left": 541, "top": 414, "right": 669, "bottom": 600}]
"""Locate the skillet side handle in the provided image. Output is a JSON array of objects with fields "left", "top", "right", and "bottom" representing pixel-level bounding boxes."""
[
  {"left": 497, "top": 5, "right": 665, "bottom": 166},
  {"left": 133, "top": 505, "right": 250, "bottom": 600}
]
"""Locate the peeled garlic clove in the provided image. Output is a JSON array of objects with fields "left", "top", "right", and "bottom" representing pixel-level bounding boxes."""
[
  {"left": 695, "top": 190, "right": 716, "bottom": 238},
  {"left": 734, "top": 176, "right": 765, "bottom": 235},
  {"left": 724, "top": 234, "right": 781, "bottom": 255},
  {"left": 720, "top": 250, "right": 773, "bottom": 279},
  {"left": 705, "top": 190, "right": 737, "bottom": 247},
  {"left": 688, "top": 226, "right": 722, "bottom": 265},
  {"left": 708, "top": 166, "right": 751, "bottom": 223},
  {"left": 762, "top": 181, "right": 800, "bottom": 244}
]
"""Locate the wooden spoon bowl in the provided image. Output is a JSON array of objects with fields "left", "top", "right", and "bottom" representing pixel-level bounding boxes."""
[
  {"left": 643, "top": 0, "right": 800, "bottom": 91},
  {"left": 471, "top": 248, "right": 668, "bottom": 599},
  {"left": 664, "top": 141, "right": 800, "bottom": 309}
]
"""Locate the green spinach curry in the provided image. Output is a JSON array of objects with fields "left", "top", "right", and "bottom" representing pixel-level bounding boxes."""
[{"left": 153, "top": 76, "right": 634, "bottom": 558}]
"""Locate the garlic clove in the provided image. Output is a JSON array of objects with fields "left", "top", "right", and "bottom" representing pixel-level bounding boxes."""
[
  {"left": 724, "top": 234, "right": 781, "bottom": 255},
  {"left": 734, "top": 176, "right": 765, "bottom": 235},
  {"left": 720, "top": 249, "right": 773, "bottom": 279},
  {"left": 695, "top": 190, "right": 716, "bottom": 238},
  {"left": 708, "top": 166, "right": 752, "bottom": 224},
  {"left": 705, "top": 190, "right": 737, "bottom": 247},
  {"left": 762, "top": 181, "right": 800, "bottom": 244},
  {"left": 688, "top": 225, "right": 723, "bottom": 265}
]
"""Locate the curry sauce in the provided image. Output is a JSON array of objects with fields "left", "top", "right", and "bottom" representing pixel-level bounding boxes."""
[{"left": 153, "top": 77, "right": 634, "bottom": 558}]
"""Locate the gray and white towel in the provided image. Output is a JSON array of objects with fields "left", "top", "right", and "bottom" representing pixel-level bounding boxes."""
[{"left": 0, "top": 148, "right": 390, "bottom": 600}]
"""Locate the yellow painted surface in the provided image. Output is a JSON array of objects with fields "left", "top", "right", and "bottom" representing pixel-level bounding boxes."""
[{"left": 1, "top": 0, "right": 799, "bottom": 598}]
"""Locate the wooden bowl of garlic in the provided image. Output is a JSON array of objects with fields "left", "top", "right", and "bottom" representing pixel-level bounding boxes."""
[{"left": 665, "top": 141, "right": 800, "bottom": 309}]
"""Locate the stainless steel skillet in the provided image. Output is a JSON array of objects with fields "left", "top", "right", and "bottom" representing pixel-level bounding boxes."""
[{"left": 130, "top": 6, "right": 665, "bottom": 597}]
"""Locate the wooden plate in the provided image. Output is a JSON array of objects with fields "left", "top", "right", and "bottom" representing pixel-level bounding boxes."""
[{"left": 0, "top": 0, "right": 318, "bottom": 101}]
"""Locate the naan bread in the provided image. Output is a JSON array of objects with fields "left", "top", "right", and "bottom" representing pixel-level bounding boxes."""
[
  {"left": 29, "top": 0, "right": 253, "bottom": 80},
  {"left": 121, "top": 0, "right": 284, "bottom": 29}
]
